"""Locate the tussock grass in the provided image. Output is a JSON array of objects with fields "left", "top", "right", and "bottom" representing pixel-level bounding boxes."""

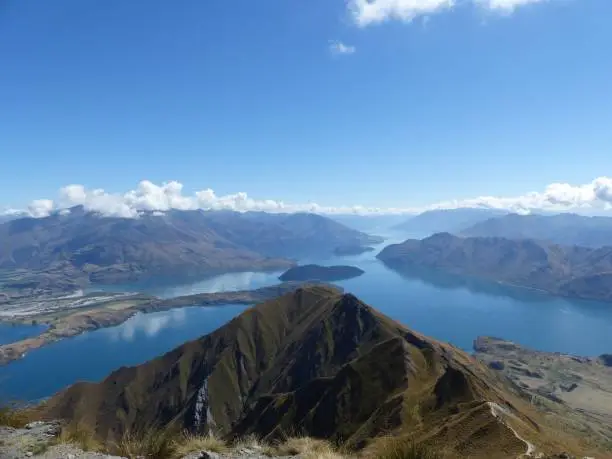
[
  {"left": 112, "top": 426, "right": 178, "bottom": 459},
  {"left": 231, "top": 433, "right": 263, "bottom": 451},
  {"left": 56, "top": 423, "right": 102, "bottom": 452},
  {"left": 0, "top": 404, "right": 30, "bottom": 428},
  {"left": 268, "top": 435, "right": 346, "bottom": 459},
  {"left": 368, "top": 436, "right": 445, "bottom": 459},
  {"left": 172, "top": 431, "right": 228, "bottom": 457},
  {"left": 34, "top": 421, "right": 356, "bottom": 459}
]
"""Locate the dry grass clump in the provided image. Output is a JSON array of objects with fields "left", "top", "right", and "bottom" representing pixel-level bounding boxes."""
[
  {"left": 112, "top": 426, "right": 178, "bottom": 459},
  {"left": 231, "top": 433, "right": 264, "bottom": 451},
  {"left": 270, "top": 435, "right": 346, "bottom": 459},
  {"left": 0, "top": 404, "right": 30, "bottom": 428},
  {"left": 56, "top": 423, "right": 102, "bottom": 452},
  {"left": 368, "top": 436, "right": 445, "bottom": 459},
  {"left": 172, "top": 431, "right": 228, "bottom": 457}
]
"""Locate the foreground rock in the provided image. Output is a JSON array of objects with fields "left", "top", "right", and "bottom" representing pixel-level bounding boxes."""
[
  {"left": 0, "top": 422, "right": 302, "bottom": 459},
  {"left": 0, "top": 421, "right": 124, "bottom": 459},
  {"left": 278, "top": 264, "right": 364, "bottom": 282}
]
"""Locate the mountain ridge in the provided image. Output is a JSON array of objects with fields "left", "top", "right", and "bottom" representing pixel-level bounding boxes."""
[
  {"left": 461, "top": 213, "right": 612, "bottom": 248},
  {"left": 0, "top": 209, "right": 381, "bottom": 290},
  {"left": 39, "top": 286, "right": 596, "bottom": 457},
  {"left": 394, "top": 208, "right": 509, "bottom": 235},
  {"left": 377, "top": 232, "right": 612, "bottom": 302}
]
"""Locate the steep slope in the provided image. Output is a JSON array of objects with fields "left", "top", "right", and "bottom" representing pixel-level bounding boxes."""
[
  {"left": 377, "top": 233, "right": 612, "bottom": 302},
  {"left": 462, "top": 213, "right": 612, "bottom": 248},
  {"left": 394, "top": 208, "right": 508, "bottom": 235},
  {"left": 0, "top": 209, "right": 380, "bottom": 286},
  {"left": 40, "top": 286, "right": 585, "bottom": 457}
]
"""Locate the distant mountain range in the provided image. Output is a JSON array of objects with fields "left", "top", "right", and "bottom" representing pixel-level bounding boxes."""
[
  {"left": 378, "top": 233, "right": 612, "bottom": 302},
  {"left": 0, "top": 208, "right": 381, "bottom": 287},
  {"left": 330, "top": 214, "right": 408, "bottom": 232},
  {"left": 394, "top": 208, "right": 508, "bottom": 235},
  {"left": 43, "top": 286, "right": 582, "bottom": 457},
  {"left": 462, "top": 213, "right": 612, "bottom": 248}
]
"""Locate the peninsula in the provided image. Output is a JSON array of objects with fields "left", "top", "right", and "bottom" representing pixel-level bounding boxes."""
[{"left": 0, "top": 282, "right": 334, "bottom": 366}]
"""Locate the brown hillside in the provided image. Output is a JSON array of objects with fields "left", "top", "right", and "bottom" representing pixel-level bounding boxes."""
[{"left": 42, "top": 286, "right": 602, "bottom": 458}]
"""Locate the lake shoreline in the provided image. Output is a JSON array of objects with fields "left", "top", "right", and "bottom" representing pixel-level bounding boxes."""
[{"left": 0, "top": 282, "right": 336, "bottom": 367}]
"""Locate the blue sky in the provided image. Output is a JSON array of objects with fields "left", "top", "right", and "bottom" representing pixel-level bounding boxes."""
[{"left": 1, "top": 0, "right": 611, "bottom": 214}]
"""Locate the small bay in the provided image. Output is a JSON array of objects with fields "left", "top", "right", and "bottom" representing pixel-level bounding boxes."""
[{"left": 0, "top": 323, "right": 47, "bottom": 346}]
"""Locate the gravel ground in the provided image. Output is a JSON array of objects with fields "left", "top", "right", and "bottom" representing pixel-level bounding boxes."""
[
  {"left": 0, "top": 422, "right": 301, "bottom": 459},
  {"left": 0, "top": 422, "right": 125, "bottom": 459}
]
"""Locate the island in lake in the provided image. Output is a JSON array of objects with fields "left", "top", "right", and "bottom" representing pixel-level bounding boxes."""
[{"left": 279, "top": 264, "right": 365, "bottom": 282}]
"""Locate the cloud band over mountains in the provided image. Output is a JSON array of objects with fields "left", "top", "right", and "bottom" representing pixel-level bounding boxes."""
[{"left": 3, "top": 176, "right": 612, "bottom": 219}]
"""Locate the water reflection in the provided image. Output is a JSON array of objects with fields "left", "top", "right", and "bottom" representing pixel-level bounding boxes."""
[
  {"left": 87, "top": 270, "right": 283, "bottom": 298},
  {"left": 0, "top": 304, "right": 249, "bottom": 401},
  {"left": 106, "top": 308, "right": 187, "bottom": 341},
  {"left": 388, "top": 265, "right": 553, "bottom": 304}
]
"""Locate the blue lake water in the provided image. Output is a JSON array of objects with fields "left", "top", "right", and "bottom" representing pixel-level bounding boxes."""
[
  {"left": 2, "top": 231, "right": 612, "bottom": 401},
  {"left": 85, "top": 270, "right": 283, "bottom": 298},
  {"left": 0, "top": 305, "right": 249, "bottom": 401},
  {"left": 0, "top": 323, "right": 47, "bottom": 346}
]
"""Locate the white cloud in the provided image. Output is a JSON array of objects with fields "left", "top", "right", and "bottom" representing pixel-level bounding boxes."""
[
  {"left": 329, "top": 40, "right": 356, "bottom": 55},
  {"left": 348, "top": 0, "right": 455, "bottom": 26},
  {"left": 5, "top": 176, "right": 612, "bottom": 219},
  {"left": 477, "top": 0, "right": 548, "bottom": 11},
  {"left": 16, "top": 180, "right": 396, "bottom": 217},
  {"left": 27, "top": 199, "right": 54, "bottom": 218},
  {"left": 348, "top": 0, "right": 553, "bottom": 25},
  {"left": 428, "top": 177, "right": 612, "bottom": 214}
]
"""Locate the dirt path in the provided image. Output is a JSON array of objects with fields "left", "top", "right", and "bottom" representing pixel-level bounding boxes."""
[{"left": 487, "top": 402, "right": 536, "bottom": 457}]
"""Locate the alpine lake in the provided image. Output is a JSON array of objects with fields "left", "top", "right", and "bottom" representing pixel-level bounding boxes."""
[{"left": 2, "top": 230, "right": 612, "bottom": 401}]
